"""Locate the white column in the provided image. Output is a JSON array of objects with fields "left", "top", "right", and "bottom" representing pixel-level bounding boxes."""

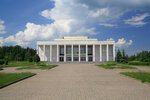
[
  {"left": 72, "top": 44, "right": 73, "bottom": 62},
  {"left": 100, "top": 44, "right": 102, "bottom": 62},
  {"left": 43, "top": 45, "right": 45, "bottom": 61},
  {"left": 107, "top": 44, "right": 109, "bottom": 61},
  {"left": 113, "top": 44, "right": 115, "bottom": 61},
  {"left": 50, "top": 45, "right": 52, "bottom": 62},
  {"left": 79, "top": 44, "right": 80, "bottom": 62},
  {"left": 93, "top": 44, "right": 95, "bottom": 62},
  {"left": 86, "top": 44, "right": 88, "bottom": 62},
  {"left": 64, "top": 45, "right": 66, "bottom": 62},
  {"left": 57, "top": 44, "right": 59, "bottom": 62}
]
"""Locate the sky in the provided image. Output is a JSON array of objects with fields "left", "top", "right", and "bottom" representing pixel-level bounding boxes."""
[{"left": 0, "top": 0, "right": 150, "bottom": 55}]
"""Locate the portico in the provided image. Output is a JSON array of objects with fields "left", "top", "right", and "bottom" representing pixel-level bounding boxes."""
[{"left": 37, "top": 36, "right": 115, "bottom": 62}]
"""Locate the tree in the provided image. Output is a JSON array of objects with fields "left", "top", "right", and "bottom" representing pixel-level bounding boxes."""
[
  {"left": 0, "top": 45, "right": 37, "bottom": 62},
  {"left": 34, "top": 54, "right": 40, "bottom": 64},
  {"left": 121, "top": 49, "right": 128, "bottom": 63},
  {"left": 116, "top": 49, "right": 122, "bottom": 63}
]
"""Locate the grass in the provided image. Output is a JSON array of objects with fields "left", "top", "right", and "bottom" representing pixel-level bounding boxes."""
[
  {"left": 97, "top": 61, "right": 136, "bottom": 69},
  {"left": 17, "top": 64, "right": 57, "bottom": 70},
  {"left": 0, "top": 66, "right": 3, "bottom": 70},
  {"left": 0, "top": 61, "right": 47, "bottom": 67},
  {"left": 0, "top": 61, "right": 35, "bottom": 67},
  {"left": 97, "top": 64, "right": 136, "bottom": 69},
  {"left": 128, "top": 61, "right": 150, "bottom": 66},
  {"left": 120, "top": 72, "right": 150, "bottom": 83},
  {"left": 0, "top": 72, "right": 35, "bottom": 87}
]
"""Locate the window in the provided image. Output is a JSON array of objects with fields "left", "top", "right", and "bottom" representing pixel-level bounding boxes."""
[
  {"left": 59, "top": 46, "right": 64, "bottom": 55},
  {"left": 66, "top": 46, "right": 71, "bottom": 54},
  {"left": 80, "top": 46, "right": 86, "bottom": 54},
  {"left": 59, "top": 57, "right": 64, "bottom": 62},
  {"left": 73, "top": 46, "right": 79, "bottom": 54},
  {"left": 81, "top": 57, "right": 86, "bottom": 61},
  {"left": 73, "top": 57, "right": 79, "bottom": 61},
  {"left": 66, "top": 57, "right": 71, "bottom": 61},
  {"left": 88, "top": 57, "right": 93, "bottom": 61},
  {"left": 88, "top": 46, "right": 92, "bottom": 55}
]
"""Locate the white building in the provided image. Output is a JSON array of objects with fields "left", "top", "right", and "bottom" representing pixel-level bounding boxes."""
[{"left": 37, "top": 36, "right": 115, "bottom": 62}]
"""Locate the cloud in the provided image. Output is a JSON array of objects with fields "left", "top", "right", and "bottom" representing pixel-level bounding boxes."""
[
  {"left": 116, "top": 38, "right": 133, "bottom": 48},
  {"left": 0, "top": 37, "right": 3, "bottom": 46},
  {"left": 99, "top": 23, "right": 116, "bottom": 27},
  {"left": 3, "top": 0, "right": 150, "bottom": 46},
  {"left": 0, "top": 20, "right": 6, "bottom": 34},
  {"left": 124, "top": 13, "right": 150, "bottom": 27}
]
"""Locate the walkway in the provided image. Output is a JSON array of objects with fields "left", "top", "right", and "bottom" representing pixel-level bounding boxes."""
[{"left": 0, "top": 64, "right": 150, "bottom": 100}]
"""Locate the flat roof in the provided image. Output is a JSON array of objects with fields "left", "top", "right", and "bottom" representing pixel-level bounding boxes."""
[{"left": 54, "top": 36, "right": 98, "bottom": 41}]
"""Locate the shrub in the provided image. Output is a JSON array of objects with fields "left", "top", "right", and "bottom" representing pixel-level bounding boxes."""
[
  {"left": 5, "top": 60, "right": 8, "bottom": 65},
  {"left": 34, "top": 54, "right": 40, "bottom": 63},
  {"left": 0, "top": 59, "right": 5, "bottom": 65},
  {"left": 29, "top": 57, "right": 33, "bottom": 62}
]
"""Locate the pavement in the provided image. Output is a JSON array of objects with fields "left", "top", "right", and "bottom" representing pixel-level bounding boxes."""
[{"left": 0, "top": 64, "right": 150, "bottom": 100}]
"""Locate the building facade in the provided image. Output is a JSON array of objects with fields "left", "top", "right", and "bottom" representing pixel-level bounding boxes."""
[{"left": 37, "top": 36, "right": 115, "bottom": 62}]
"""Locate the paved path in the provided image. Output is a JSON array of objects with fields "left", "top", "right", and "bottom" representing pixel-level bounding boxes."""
[{"left": 1, "top": 64, "right": 150, "bottom": 100}]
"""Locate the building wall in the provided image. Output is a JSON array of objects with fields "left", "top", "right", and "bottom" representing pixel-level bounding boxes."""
[
  {"left": 52, "top": 45, "right": 57, "bottom": 62},
  {"left": 102, "top": 45, "right": 107, "bottom": 61},
  {"left": 39, "top": 45, "right": 44, "bottom": 61},
  {"left": 45, "top": 45, "right": 50, "bottom": 61},
  {"left": 95, "top": 45, "right": 100, "bottom": 62},
  {"left": 37, "top": 38, "right": 115, "bottom": 62},
  {"left": 109, "top": 45, "right": 113, "bottom": 61}
]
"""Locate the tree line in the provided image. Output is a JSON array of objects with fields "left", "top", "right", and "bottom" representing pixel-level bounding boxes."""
[
  {"left": 0, "top": 45, "right": 40, "bottom": 63},
  {"left": 116, "top": 49, "right": 150, "bottom": 63}
]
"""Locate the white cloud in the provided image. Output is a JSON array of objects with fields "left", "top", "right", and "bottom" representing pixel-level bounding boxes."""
[
  {"left": 0, "top": 37, "right": 3, "bottom": 47},
  {"left": 124, "top": 13, "right": 150, "bottom": 27},
  {"left": 99, "top": 23, "right": 116, "bottom": 27},
  {"left": 107, "top": 38, "right": 114, "bottom": 41},
  {"left": 116, "top": 38, "right": 133, "bottom": 48},
  {"left": 74, "top": 27, "right": 97, "bottom": 35},
  {"left": 3, "top": 0, "right": 150, "bottom": 46},
  {"left": 0, "top": 20, "right": 6, "bottom": 34}
]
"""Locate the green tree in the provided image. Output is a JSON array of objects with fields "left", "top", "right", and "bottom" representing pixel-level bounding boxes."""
[
  {"left": 116, "top": 49, "right": 122, "bottom": 63},
  {"left": 34, "top": 54, "right": 40, "bottom": 64}
]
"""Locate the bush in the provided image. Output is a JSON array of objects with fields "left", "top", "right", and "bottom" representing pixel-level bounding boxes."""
[
  {"left": 0, "top": 59, "right": 5, "bottom": 65},
  {"left": 34, "top": 54, "right": 40, "bottom": 63},
  {"left": 5, "top": 60, "right": 8, "bottom": 65},
  {"left": 29, "top": 57, "right": 33, "bottom": 62}
]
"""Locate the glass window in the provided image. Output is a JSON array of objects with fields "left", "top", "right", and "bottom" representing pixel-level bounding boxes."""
[
  {"left": 59, "top": 46, "right": 64, "bottom": 55},
  {"left": 73, "top": 57, "right": 79, "bottom": 61},
  {"left": 81, "top": 57, "right": 86, "bottom": 61},
  {"left": 66, "top": 46, "right": 71, "bottom": 54},
  {"left": 88, "top": 46, "right": 92, "bottom": 55},
  {"left": 80, "top": 46, "right": 86, "bottom": 54},
  {"left": 59, "top": 57, "right": 64, "bottom": 62},
  {"left": 73, "top": 46, "right": 79, "bottom": 54},
  {"left": 66, "top": 57, "right": 71, "bottom": 61},
  {"left": 88, "top": 57, "right": 93, "bottom": 61}
]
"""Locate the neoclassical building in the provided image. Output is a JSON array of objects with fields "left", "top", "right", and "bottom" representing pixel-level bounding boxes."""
[{"left": 37, "top": 36, "right": 115, "bottom": 62}]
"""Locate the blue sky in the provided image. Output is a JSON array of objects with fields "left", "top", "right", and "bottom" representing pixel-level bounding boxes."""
[{"left": 0, "top": 0, "right": 150, "bottom": 55}]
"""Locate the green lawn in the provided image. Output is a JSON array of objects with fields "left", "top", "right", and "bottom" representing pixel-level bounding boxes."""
[
  {"left": 0, "top": 72, "right": 35, "bottom": 87},
  {"left": 128, "top": 61, "right": 150, "bottom": 66},
  {"left": 120, "top": 72, "right": 150, "bottom": 83},
  {"left": 97, "top": 62, "right": 136, "bottom": 69},
  {"left": 0, "top": 61, "right": 35, "bottom": 67},
  {"left": 0, "top": 66, "right": 3, "bottom": 70},
  {"left": 0, "top": 61, "right": 47, "bottom": 67},
  {"left": 17, "top": 64, "right": 57, "bottom": 70}
]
